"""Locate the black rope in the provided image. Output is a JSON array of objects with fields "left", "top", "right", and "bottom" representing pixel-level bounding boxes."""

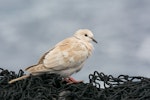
[{"left": 0, "top": 68, "right": 150, "bottom": 100}]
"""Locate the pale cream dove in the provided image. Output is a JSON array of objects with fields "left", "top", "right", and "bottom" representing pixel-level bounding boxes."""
[{"left": 9, "top": 29, "right": 97, "bottom": 84}]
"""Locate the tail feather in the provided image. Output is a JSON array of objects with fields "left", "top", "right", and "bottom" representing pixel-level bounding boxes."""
[
  {"left": 9, "top": 75, "right": 30, "bottom": 84},
  {"left": 9, "top": 64, "right": 49, "bottom": 84}
]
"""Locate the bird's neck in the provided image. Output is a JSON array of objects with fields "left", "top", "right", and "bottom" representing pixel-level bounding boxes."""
[
  {"left": 74, "top": 36, "right": 93, "bottom": 56},
  {"left": 73, "top": 35, "right": 80, "bottom": 40}
]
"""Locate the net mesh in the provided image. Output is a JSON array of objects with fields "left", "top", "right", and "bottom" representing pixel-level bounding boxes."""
[{"left": 0, "top": 68, "right": 150, "bottom": 100}]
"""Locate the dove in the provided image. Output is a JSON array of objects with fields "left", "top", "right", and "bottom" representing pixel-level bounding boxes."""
[{"left": 9, "top": 29, "right": 97, "bottom": 84}]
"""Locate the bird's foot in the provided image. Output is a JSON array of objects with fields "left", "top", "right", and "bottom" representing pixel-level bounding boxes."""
[{"left": 64, "top": 76, "right": 83, "bottom": 84}]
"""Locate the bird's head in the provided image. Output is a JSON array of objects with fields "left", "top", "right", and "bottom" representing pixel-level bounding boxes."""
[{"left": 74, "top": 29, "right": 97, "bottom": 43}]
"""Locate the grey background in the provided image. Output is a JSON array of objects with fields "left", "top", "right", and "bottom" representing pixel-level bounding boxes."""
[{"left": 0, "top": 0, "right": 150, "bottom": 82}]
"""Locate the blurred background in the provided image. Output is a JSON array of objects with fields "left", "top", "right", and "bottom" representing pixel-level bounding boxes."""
[{"left": 0, "top": 0, "right": 150, "bottom": 82}]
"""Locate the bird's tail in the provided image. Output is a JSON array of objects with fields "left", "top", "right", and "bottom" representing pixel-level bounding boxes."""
[
  {"left": 9, "top": 64, "right": 48, "bottom": 84},
  {"left": 9, "top": 75, "right": 30, "bottom": 84}
]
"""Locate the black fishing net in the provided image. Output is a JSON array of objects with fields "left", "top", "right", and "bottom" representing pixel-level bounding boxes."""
[{"left": 0, "top": 68, "right": 150, "bottom": 100}]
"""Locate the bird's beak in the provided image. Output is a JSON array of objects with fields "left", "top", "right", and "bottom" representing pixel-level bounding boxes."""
[{"left": 91, "top": 38, "right": 98, "bottom": 43}]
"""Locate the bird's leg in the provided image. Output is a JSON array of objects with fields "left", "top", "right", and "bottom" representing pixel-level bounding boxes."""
[{"left": 64, "top": 76, "right": 83, "bottom": 84}]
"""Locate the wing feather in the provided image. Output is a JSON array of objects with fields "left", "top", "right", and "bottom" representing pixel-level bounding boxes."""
[{"left": 43, "top": 37, "right": 89, "bottom": 71}]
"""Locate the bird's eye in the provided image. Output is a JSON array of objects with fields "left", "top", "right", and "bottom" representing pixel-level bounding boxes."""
[{"left": 84, "top": 34, "right": 88, "bottom": 37}]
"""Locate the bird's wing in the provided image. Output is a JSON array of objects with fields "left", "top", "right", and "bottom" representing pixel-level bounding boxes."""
[{"left": 43, "top": 37, "right": 89, "bottom": 71}]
